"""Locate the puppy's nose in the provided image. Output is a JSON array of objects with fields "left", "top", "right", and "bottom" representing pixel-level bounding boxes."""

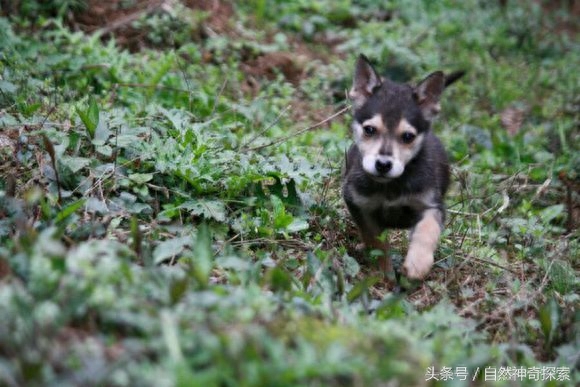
[{"left": 375, "top": 159, "right": 392, "bottom": 174}]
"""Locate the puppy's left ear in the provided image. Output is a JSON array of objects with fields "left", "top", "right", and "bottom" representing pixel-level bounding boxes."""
[{"left": 413, "top": 71, "right": 445, "bottom": 121}]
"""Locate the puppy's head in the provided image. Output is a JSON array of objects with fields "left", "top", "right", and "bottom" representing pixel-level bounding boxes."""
[{"left": 348, "top": 54, "right": 460, "bottom": 180}]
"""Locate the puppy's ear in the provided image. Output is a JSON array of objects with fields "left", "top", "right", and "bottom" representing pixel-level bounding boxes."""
[
  {"left": 444, "top": 70, "right": 465, "bottom": 88},
  {"left": 413, "top": 71, "right": 445, "bottom": 121},
  {"left": 349, "top": 54, "right": 382, "bottom": 108}
]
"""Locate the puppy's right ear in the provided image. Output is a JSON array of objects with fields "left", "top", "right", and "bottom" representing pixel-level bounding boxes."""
[{"left": 349, "top": 54, "right": 382, "bottom": 108}]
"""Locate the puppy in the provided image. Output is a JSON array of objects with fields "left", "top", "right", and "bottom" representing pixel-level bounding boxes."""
[{"left": 342, "top": 54, "right": 463, "bottom": 279}]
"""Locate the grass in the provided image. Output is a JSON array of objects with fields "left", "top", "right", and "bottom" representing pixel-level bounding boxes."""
[{"left": 0, "top": 0, "right": 578, "bottom": 386}]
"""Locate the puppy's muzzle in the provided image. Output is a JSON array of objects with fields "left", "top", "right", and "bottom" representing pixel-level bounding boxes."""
[{"left": 375, "top": 159, "right": 392, "bottom": 174}]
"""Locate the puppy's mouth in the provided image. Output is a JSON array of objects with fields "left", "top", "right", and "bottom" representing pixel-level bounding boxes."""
[
  {"left": 362, "top": 175, "right": 393, "bottom": 186},
  {"left": 367, "top": 174, "right": 393, "bottom": 182}
]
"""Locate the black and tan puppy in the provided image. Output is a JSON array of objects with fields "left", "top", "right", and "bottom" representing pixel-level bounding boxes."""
[{"left": 342, "top": 54, "right": 463, "bottom": 279}]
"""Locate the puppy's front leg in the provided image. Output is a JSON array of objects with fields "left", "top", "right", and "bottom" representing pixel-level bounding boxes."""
[{"left": 402, "top": 209, "right": 442, "bottom": 279}]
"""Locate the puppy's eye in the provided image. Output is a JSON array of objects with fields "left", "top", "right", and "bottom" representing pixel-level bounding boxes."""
[
  {"left": 401, "top": 132, "right": 416, "bottom": 144},
  {"left": 363, "top": 125, "right": 377, "bottom": 136}
]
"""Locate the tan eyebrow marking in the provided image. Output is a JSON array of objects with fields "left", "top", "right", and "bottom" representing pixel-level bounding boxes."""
[
  {"left": 361, "top": 114, "right": 386, "bottom": 133},
  {"left": 395, "top": 118, "right": 418, "bottom": 136}
]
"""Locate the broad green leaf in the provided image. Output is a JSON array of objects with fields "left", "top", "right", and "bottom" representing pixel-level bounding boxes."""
[
  {"left": 153, "top": 236, "right": 191, "bottom": 264},
  {"left": 76, "top": 96, "right": 100, "bottom": 139},
  {"left": 266, "top": 266, "right": 292, "bottom": 293},
  {"left": 54, "top": 199, "right": 86, "bottom": 224},
  {"left": 286, "top": 218, "right": 309, "bottom": 233},
  {"left": 347, "top": 276, "right": 380, "bottom": 303},
  {"left": 539, "top": 297, "right": 560, "bottom": 347},
  {"left": 160, "top": 310, "right": 183, "bottom": 362},
  {"left": 191, "top": 224, "right": 213, "bottom": 287},
  {"left": 306, "top": 251, "right": 322, "bottom": 275},
  {"left": 85, "top": 197, "right": 108, "bottom": 214},
  {"left": 60, "top": 156, "right": 91, "bottom": 173},
  {"left": 216, "top": 256, "right": 251, "bottom": 271},
  {"left": 335, "top": 264, "right": 345, "bottom": 296},
  {"left": 92, "top": 119, "right": 110, "bottom": 146},
  {"left": 129, "top": 173, "right": 154, "bottom": 185},
  {"left": 271, "top": 195, "right": 294, "bottom": 229},
  {"left": 95, "top": 144, "right": 113, "bottom": 157},
  {"left": 179, "top": 200, "right": 227, "bottom": 223},
  {"left": 0, "top": 80, "right": 17, "bottom": 94},
  {"left": 170, "top": 278, "right": 189, "bottom": 305},
  {"left": 147, "top": 55, "right": 173, "bottom": 98},
  {"left": 130, "top": 216, "right": 141, "bottom": 259},
  {"left": 342, "top": 254, "right": 360, "bottom": 277},
  {"left": 21, "top": 102, "right": 42, "bottom": 116},
  {"left": 375, "top": 295, "right": 407, "bottom": 320},
  {"left": 539, "top": 204, "right": 564, "bottom": 224}
]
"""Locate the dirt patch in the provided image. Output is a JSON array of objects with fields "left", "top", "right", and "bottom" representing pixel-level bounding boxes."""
[
  {"left": 241, "top": 51, "right": 307, "bottom": 86},
  {"left": 68, "top": 0, "right": 235, "bottom": 51},
  {"left": 3, "top": 0, "right": 336, "bottom": 88},
  {"left": 533, "top": 0, "right": 579, "bottom": 37},
  {"left": 71, "top": 0, "right": 161, "bottom": 50},
  {"left": 183, "top": 0, "right": 234, "bottom": 35},
  {"left": 69, "top": 0, "right": 328, "bottom": 89}
]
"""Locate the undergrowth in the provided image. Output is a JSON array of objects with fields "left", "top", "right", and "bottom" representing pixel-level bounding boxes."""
[{"left": 0, "top": 1, "right": 578, "bottom": 386}]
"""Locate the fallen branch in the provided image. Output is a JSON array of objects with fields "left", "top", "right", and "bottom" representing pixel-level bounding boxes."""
[{"left": 240, "top": 105, "right": 292, "bottom": 150}]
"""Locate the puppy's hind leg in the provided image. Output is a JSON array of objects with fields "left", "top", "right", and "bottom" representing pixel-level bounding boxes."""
[
  {"left": 360, "top": 227, "right": 392, "bottom": 276},
  {"left": 402, "top": 209, "right": 443, "bottom": 279},
  {"left": 345, "top": 198, "right": 393, "bottom": 276}
]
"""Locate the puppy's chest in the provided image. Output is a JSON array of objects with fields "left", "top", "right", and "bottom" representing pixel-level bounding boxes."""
[
  {"left": 350, "top": 190, "right": 424, "bottom": 211},
  {"left": 348, "top": 188, "right": 435, "bottom": 228}
]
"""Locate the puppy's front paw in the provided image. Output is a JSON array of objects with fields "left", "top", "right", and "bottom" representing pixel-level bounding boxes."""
[{"left": 402, "top": 246, "right": 434, "bottom": 280}]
